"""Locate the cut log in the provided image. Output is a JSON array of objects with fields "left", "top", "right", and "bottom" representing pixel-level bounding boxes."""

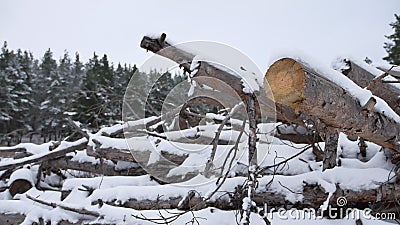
[
  {"left": 9, "top": 179, "right": 32, "bottom": 196},
  {"left": 0, "top": 138, "right": 88, "bottom": 171},
  {"left": 140, "top": 35, "right": 323, "bottom": 145},
  {"left": 264, "top": 58, "right": 400, "bottom": 152},
  {"left": 377, "top": 65, "right": 400, "bottom": 79},
  {"left": 140, "top": 34, "right": 299, "bottom": 124},
  {"left": 87, "top": 140, "right": 187, "bottom": 165},
  {"left": 336, "top": 59, "right": 400, "bottom": 114},
  {"left": 44, "top": 156, "right": 146, "bottom": 176},
  {"left": 0, "top": 147, "right": 27, "bottom": 158},
  {"left": 0, "top": 213, "right": 87, "bottom": 225},
  {"left": 275, "top": 123, "right": 323, "bottom": 144},
  {"left": 93, "top": 182, "right": 400, "bottom": 218},
  {"left": 0, "top": 213, "right": 25, "bottom": 225},
  {"left": 88, "top": 138, "right": 190, "bottom": 183},
  {"left": 140, "top": 34, "right": 328, "bottom": 145}
]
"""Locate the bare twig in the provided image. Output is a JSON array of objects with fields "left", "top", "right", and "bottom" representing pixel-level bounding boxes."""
[
  {"left": 257, "top": 145, "right": 312, "bottom": 174},
  {"left": 26, "top": 194, "right": 101, "bottom": 218},
  {"left": 204, "top": 102, "right": 244, "bottom": 178}
]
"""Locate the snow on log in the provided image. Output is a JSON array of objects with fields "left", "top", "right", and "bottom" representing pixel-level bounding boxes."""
[
  {"left": 44, "top": 156, "right": 146, "bottom": 177},
  {"left": 87, "top": 176, "right": 399, "bottom": 214},
  {"left": 377, "top": 65, "right": 400, "bottom": 79},
  {"left": 0, "top": 138, "right": 88, "bottom": 171},
  {"left": 333, "top": 58, "right": 400, "bottom": 115},
  {"left": 0, "top": 147, "right": 27, "bottom": 158},
  {"left": 264, "top": 57, "right": 400, "bottom": 152},
  {"left": 140, "top": 34, "right": 298, "bottom": 124},
  {"left": 8, "top": 168, "right": 35, "bottom": 196},
  {"left": 140, "top": 34, "right": 323, "bottom": 145},
  {"left": 87, "top": 136, "right": 188, "bottom": 165},
  {"left": 140, "top": 35, "right": 341, "bottom": 147}
]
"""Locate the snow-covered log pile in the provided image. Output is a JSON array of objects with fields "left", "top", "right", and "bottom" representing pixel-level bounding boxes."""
[
  {"left": 0, "top": 34, "right": 399, "bottom": 224},
  {"left": 0, "top": 117, "right": 398, "bottom": 224},
  {"left": 0, "top": 100, "right": 398, "bottom": 224}
]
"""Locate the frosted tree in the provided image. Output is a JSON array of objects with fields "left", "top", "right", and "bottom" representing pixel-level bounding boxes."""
[{"left": 384, "top": 14, "right": 400, "bottom": 65}]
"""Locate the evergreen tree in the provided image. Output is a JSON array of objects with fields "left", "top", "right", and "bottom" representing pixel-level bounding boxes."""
[
  {"left": 54, "top": 51, "right": 73, "bottom": 129},
  {"left": 38, "top": 49, "right": 59, "bottom": 131},
  {"left": 69, "top": 52, "right": 84, "bottom": 110},
  {"left": 97, "top": 54, "right": 115, "bottom": 125},
  {"left": 0, "top": 44, "right": 190, "bottom": 142},
  {"left": 0, "top": 42, "right": 14, "bottom": 132},
  {"left": 383, "top": 14, "right": 400, "bottom": 65},
  {"left": 15, "top": 50, "right": 36, "bottom": 132},
  {"left": 0, "top": 44, "right": 34, "bottom": 133},
  {"left": 73, "top": 53, "right": 102, "bottom": 129}
]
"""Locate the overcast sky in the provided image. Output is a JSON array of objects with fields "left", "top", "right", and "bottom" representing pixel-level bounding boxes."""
[{"left": 0, "top": 0, "right": 398, "bottom": 71}]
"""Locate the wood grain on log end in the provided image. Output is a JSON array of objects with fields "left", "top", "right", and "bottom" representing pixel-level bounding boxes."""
[
  {"left": 9, "top": 179, "right": 32, "bottom": 197},
  {"left": 264, "top": 58, "right": 306, "bottom": 113}
]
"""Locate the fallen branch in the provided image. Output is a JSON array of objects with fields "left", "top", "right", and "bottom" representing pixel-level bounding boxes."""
[{"left": 204, "top": 102, "right": 244, "bottom": 178}]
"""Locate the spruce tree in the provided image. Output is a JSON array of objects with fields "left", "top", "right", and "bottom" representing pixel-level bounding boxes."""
[
  {"left": 38, "top": 49, "right": 59, "bottom": 132},
  {"left": 0, "top": 42, "right": 13, "bottom": 133},
  {"left": 70, "top": 52, "right": 84, "bottom": 110},
  {"left": 383, "top": 14, "right": 400, "bottom": 65},
  {"left": 15, "top": 50, "right": 36, "bottom": 132}
]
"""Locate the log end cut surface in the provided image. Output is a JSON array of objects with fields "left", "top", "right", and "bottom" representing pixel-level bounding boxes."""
[{"left": 264, "top": 58, "right": 306, "bottom": 112}]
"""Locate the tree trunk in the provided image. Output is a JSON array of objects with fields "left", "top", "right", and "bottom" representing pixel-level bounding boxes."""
[{"left": 264, "top": 58, "right": 400, "bottom": 152}]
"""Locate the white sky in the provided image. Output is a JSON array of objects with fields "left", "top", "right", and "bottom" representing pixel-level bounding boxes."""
[{"left": 0, "top": 0, "right": 399, "bottom": 70}]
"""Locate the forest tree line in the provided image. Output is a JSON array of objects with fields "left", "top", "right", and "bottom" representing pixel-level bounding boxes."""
[{"left": 0, "top": 42, "right": 186, "bottom": 145}]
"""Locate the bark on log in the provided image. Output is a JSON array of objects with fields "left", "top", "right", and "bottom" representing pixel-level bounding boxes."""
[
  {"left": 338, "top": 59, "right": 400, "bottom": 114},
  {"left": 0, "top": 213, "right": 95, "bottom": 225},
  {"left": 92, "top": 182, "right": 400, "bottom": 218},
  {"left": 275, "top": 123, "right": 323, "bottom": 144},
  {"left": 140, "top": 34, "right": 299, "bottom": 124},
  {"left": 0, "top": 213, "right": 25, "bottom": 225},
  {"left": 44, "top": 156, "right": 146, "bottom": 176},
  {"left": 377, "top": 66, "right": 400, "bottom": 79},
  {"left": 87, "top": 139, "right": 190, "bottom": 183},
  {"left": 87, "top": 141, "right": 187, "bottom": 165},
  {"left": 264, "top": 58, "right": 400, "bottom": 152},
  {"left": 0, "top": 147, "right": 27, "bottom": 158},
  {"left": 140, "top": 35, "right": 324, "bottom": 145}
]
